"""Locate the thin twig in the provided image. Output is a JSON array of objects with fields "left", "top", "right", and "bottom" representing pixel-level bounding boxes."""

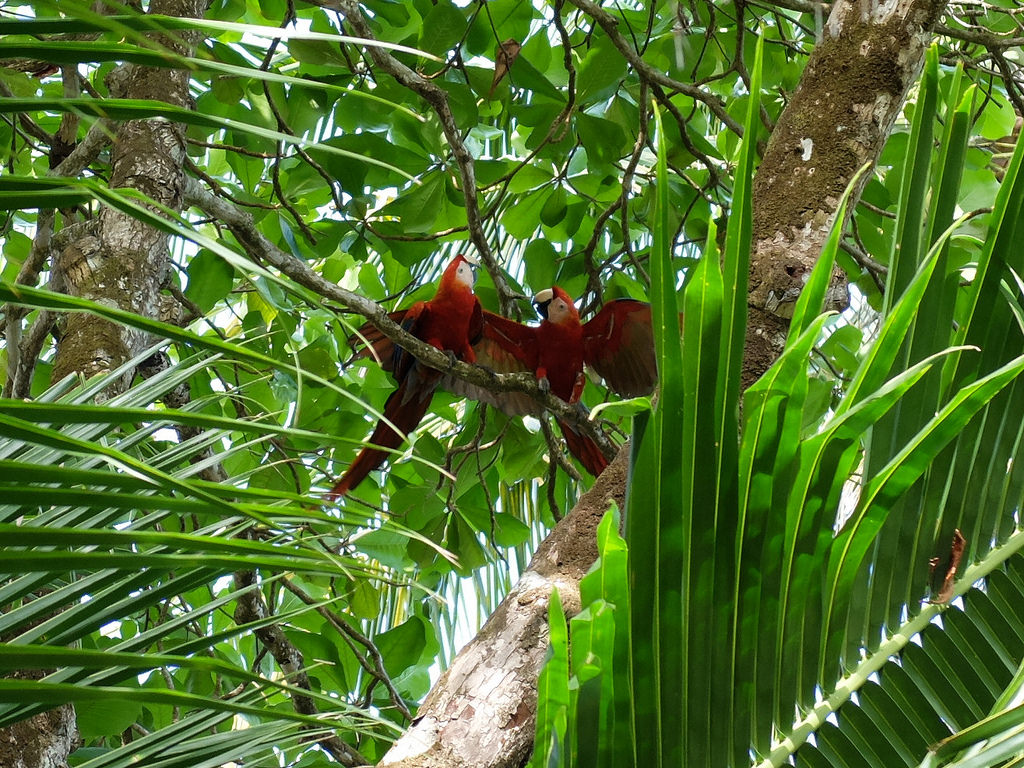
[
  {"left": 279, "top": 579, "right": 412, "bottom": 721},
  {"left": 233, "top": 569, "right": 369, "bottom": 767},
  {"left": 327, "top": 0, "right": 518, "bottom": 313},
  {"left": 566, "top": 0, "right": 745, "bottom": 137}
]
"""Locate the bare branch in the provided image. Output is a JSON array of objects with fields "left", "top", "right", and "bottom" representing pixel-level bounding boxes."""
[
  {"left": 3, "top": 210, "right": 55, "bottom": 399},
  {"left": 50, "top": 118, "right": 115, "bottom": 178},
  {"left": 312, "top": 0, "right": 518, "bottom": 313},
  {"left": 566, "top": 0, "right": 745, "bottom": 138},
  {"left": 233, "top": 570, "right": 369, "bottom": 767},
  {"left": 280, "top": 579, "right": 412, "bottom": 722}
]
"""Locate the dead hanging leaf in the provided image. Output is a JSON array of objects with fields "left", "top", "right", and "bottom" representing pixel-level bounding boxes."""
[
  {"left": 488, "top": 38, "right": 522, "bottom": 99},
  {"left": 926, "top": 529, "right": 966, "bottom": 605}
]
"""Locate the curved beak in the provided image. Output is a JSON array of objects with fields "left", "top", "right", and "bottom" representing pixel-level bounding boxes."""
[{"left": 533, "top": 288, "right": 554, "bottom": 320}]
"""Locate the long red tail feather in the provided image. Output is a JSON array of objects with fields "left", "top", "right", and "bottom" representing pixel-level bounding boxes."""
[
  {"left": 557, "top": 419, "right": 609, "bottom": 477},
  {"left": 329, "top": 384, "right": 435, "bottom": 498}
]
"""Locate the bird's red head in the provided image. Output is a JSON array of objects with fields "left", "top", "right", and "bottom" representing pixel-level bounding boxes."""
[
  {"left": 442, "top": 253, "right": 479, "bottom": 291},
  {"left": 534, "top": 286, "right": 580, "bottom": 326}
]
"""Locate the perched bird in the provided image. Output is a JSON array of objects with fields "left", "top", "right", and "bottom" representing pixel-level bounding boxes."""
[
  {"left": 329, "top": 254, "right": 482, "bottom": 498},
  {"left": 488, "top": 38, "right": 522, "bottom": 99},
  {"left": 463, "top": 287, "right": 659, "bottom": 476}
]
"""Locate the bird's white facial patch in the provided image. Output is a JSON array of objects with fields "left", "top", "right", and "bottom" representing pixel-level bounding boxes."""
[
  {"left": 548, "top": 298, "right": 571, "bottom": 322},
  {"left": 456, "top": 260, "right": 476, "bottom": 287}
]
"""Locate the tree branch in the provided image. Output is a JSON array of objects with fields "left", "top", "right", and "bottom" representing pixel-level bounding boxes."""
[
  {"left": 744, "top": 0, "right": 949, "bottom": 387},
  {"left": 566, "top": 0, "right": 745, "bottom": 138},
  {"left": 233, "top": 569, "right": 369, "bottom": 767},
  {"left": 182, "top": 177, "right": 619, "bottom": 462},
  {"left": 309, "top": 0, "right": 518, "bottom": 314}
]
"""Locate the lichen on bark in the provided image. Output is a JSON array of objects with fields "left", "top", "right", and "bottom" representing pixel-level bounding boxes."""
[
  {"left": 51, "top": 0, "right": 209, "bottom": 395},
  {"left": 744, "top": 0, "right": 948, "bottom": 388}
]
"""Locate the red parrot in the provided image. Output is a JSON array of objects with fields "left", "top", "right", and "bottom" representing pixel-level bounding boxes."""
[
  {"left": 329, "top": 254, "right": 482, "bottom": 498},
  {"left": 460, "top": 286, "right": 658, "bottom": 477}
]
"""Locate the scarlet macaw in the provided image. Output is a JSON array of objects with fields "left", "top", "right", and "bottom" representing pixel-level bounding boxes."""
[
  {"left": 329, "top": 254, "right": 482, "bottom": 498},
  {"left": 462, "top": 286, "right": 658, "bottom": 476}
]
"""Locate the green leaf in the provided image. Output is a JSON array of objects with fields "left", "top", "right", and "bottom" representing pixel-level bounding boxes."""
[
  {"left": 375, "top": 617, "right": 428, "bottom": 678},
  {"left": 417, "top": 1, "right": 465, "bottom": 56},
  {"left": 576, "top": 32, "right": 628, "bottom": 106},
  {"left": 185, "top": 248, "right": 235, "bottom": 313}
]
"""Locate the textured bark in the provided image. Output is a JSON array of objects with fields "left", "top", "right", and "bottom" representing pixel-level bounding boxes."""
[
  {"left": 0, "top": 672, "right": 77, "bottom": 768},
  {"left": 378, "top": 449, "right": 629, "bottom": 768},
  {"left": 51, "top": 0, "right": 210, "bottom": 394},
  {"left": 745, "top": 0, "right": 948, "bottom": 388}
]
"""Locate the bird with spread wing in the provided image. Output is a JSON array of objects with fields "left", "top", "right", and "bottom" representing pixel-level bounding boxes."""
[
  {"left": 328, "top": 254, "right": 482, "bottom": 498},
  {"left": 456, "top": 286, "right": 660, "bottom": 477}
]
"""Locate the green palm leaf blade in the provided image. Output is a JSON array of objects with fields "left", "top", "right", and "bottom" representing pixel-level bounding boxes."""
[
  {"left": 734, "top": 157, "right": 865, "bottom": 728},
  {"left": 946, "top": 132, "right": 1024, "bottom": 390},
  {"left": 0, "top": 679, "right": 329, "bottom": 727},
  {"left": 836, "top": 103, "right": 1024, "bottom": 681},
  {"left": 766, "top": 546, "right": 1024, "bottom": 767},
  {"left": 740, "top": 315, "right": 830, "bottom": 746},
  {"left": 0, "top": 354, "right": 423, "bottom": 755},
  {"left": 678, "top": 226, "right": 726, "bottom": 766},
  {"left": 0, "top": 39, "right": 422, "bottom": 118},
  {"left": 624, "top": 405, "right": 661, "bottom": 760},
  {"left": 0, "top": 98, "right": 414, "bottom": 179},
  {"left": 569, "top": 602, "right": 616, "bottom": 767},
  {"left": 717, "top": 35, "right": 763, "bottom": 764},
  {"left": 580, "top": 509, "right": 634, "bottom": 764},
  {"left": 883, "top": 46, "right": 939, "bottom": 315},
  {"left": 929, "top": 650, "right": 1024, "bottom": 767},
  {"left": 0, "top": 9, "right": 441, "bottom": 61},
  {"left": 824, "top": 352, "right": 1024, "bottom": 672},
  {"left": 773, "top": 344, "right": 957, "bottom": 719},
  {"left": 0, "top": 280, "right": 446, "bottom": 480},
  {"left": 623, "top": 37, "right": 761, "bottom": 765},
  {"left": 858, "top": 71, "right": 974, "bottom": 648},
  {"left": 624, "top": 103, "right": 686, "bottom": 766},
  {"left": 71, "top": 704, "right": 289, "bottom": 768},
  {"left": 856, "top": 681, "right": 933, "bottom": 762},
  {"left": 532, "top": 591, "right": 570, "bottom": 768}
]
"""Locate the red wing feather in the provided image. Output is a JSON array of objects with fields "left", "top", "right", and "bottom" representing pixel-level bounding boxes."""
[
  {"left": 328, "top": 378, "right": 436, "bottom": 499},
  {"left": 582, "top": 300, "right": 658, "bottom": 398},
  {"left": 444, "top": 310, "right": 542, "bottom": 416},
  {"left": 348, "top": 309, "right": 406, "bottom": 370},
  {"left": 348, "top": 305, "right": 427, "bottom": 378}
]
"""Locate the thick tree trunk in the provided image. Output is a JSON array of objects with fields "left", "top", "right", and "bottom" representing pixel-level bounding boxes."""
[
  {"left": 744, "top": 0, "right": 948, "bottom": 387},
  {"left": 378, "top": 1, "right": 949, "bottom": 766},
  {"left": 0, "top": 671, "right": 77, "bottom": 768},
  {"left": 3, "top": 4, "right": 209, "bottom": 767},
  {"left": 378, "top": 451, "right": 629, "bottom": 767},
  {"left": 51, "top": 0, "right": 210, "bottom": 394}
]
